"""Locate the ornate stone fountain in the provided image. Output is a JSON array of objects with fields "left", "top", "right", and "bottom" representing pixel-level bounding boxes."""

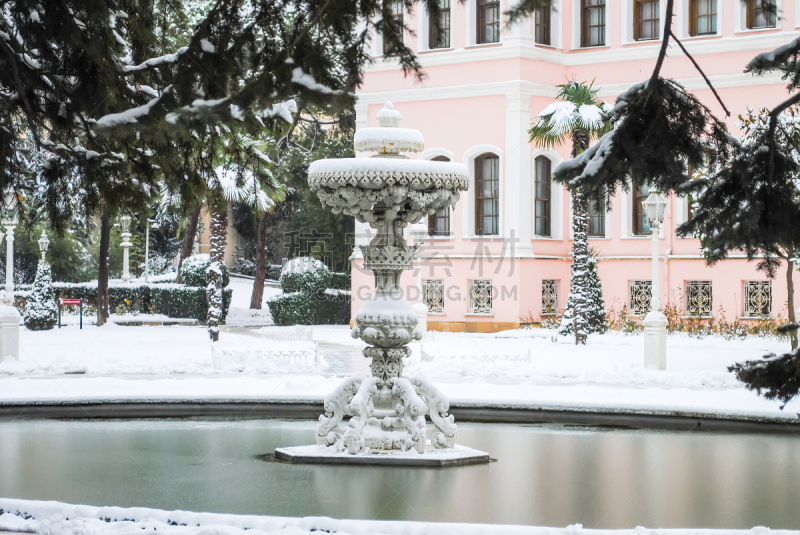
[{"left": 275, "top": 103, "right": 488, "bottom": 465}]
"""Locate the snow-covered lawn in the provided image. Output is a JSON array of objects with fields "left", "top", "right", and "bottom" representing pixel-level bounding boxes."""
[
  {"left": 1, "top": 498, "right": 796, "bottom": 535},
  {"left": 0, "top": 321, "right": 798, "bottom": 420}
]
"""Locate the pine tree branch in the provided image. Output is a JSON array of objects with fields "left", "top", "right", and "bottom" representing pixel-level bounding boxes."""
[
  {"left": 648, "top": 0, "right": 675, "bottom": 91},
  {"left": 0, "top": 36, "right": 41, "bottom": 148},
  {"left": 768, "top": 91, "right": 800, "bottom": 179},
  {"left": 668, "top": 30, "right": 730, "bottom": 117}
]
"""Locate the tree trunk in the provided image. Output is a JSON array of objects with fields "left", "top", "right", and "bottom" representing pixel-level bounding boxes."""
[
  {"left": 571, "top": 191, "right": 589, "bottom": 345},
  {"left": 176, "top": 206, "right": 201, "bottom": 284},
  {"left": 250, "top": 215, "right": 269, "bottom": 309},
  {"left": 96, "top": 212, "right": 112, "bottom": 326},
  {"left": 206, "top": 204, "right": 228, "bottom": 341},
  {"left": 788, "top": 258, "right": 798, "bottom": 350}
]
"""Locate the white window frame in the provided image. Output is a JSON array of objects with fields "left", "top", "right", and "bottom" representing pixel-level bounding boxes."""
[
  {"left": 467, "top": 0, "right": 506, "bottom": 47},
  {"left": 531, "top": 149, "right": 565, "bottom": 240},
  {"left": 573, "top": 0, "right": 609, "bottom": 49},
  {"left": 735, "top": 0, "right": 782, "bottom": 33},
  {"left": 417, "top": 1, "right": 454, "bottom": 52},
  {"left": 676, "top": 0, "right": 722, "bottom": 39},
  {"left": 534, "top": 0, "right": 564, "bottom": 48},
  {"left": 462, "top": 144, "right": 504, "bottom": 239},
  {"left": 622, "top": 0, "right": 669, "bottom": 45}
]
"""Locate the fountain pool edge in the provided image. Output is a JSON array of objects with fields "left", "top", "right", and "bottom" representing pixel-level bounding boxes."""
[{"left": 1, "top": 401, "right": 798, "bottom": 434}]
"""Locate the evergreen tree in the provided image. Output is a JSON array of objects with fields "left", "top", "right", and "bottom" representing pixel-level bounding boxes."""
[
  {"left": 559, "top": 249, "right": 608, "bottom": 337},
  {"left": 529, "top": 81, "right": 611, "bottom": 345},
  {"left": 23, "top": 260, "right": 57, "bottom": 331}
]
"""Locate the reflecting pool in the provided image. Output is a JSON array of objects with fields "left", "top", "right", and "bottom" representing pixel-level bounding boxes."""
[{"left": 0, "top": 419, "right": 798, "bottom": 529}]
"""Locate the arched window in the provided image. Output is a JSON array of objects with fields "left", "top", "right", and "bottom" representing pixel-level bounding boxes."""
[
  {"left": 534, "top": 156, "right": 551, "bottom": 237},
  {"left": 428, "top": 156, "right": 451, "bottom": 236},
  {"left": 475, "top": 154, "right": 500, "bottom": 236}
]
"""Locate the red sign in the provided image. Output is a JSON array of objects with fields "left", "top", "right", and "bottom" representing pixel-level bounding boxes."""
[{"left": 61, "top": 299, "right": 81, "bottom": 305}]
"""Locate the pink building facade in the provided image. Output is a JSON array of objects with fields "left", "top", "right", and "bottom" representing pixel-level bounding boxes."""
[{"left": 350, "top": 0, "right": 798, "bottom": 332}]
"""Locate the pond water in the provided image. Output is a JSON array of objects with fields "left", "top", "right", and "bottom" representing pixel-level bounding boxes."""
[{"left": 0, "top": 419, "right": 798, "bottom": 529}]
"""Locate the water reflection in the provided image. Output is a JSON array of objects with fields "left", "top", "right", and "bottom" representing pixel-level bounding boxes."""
[{"left": 0, "top": 420, "right": 798, "bottom": 529}]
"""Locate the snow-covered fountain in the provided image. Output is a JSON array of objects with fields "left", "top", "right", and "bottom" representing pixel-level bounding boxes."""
[{"left": 275, "top": 103, "right": 489, "bottom": 465}]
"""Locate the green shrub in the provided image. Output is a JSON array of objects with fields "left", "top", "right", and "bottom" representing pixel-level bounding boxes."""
[
  {"left": 23, "top": 262, "right": 58, "bottom": 330},
  {"left": 150, "top": 286, "right": 232, "bottom": 321},
  {"left": 268, "top": 289, "right": 350, "bottom": 326},
  {"left": 329, "top": 272, "right": 350, "bottom": 290},
  {"left": 266, "top": 264, "right": 282, "bottom": 281},
  {"left": 181, "top": 254, "right": 230, "bottom": 288}
]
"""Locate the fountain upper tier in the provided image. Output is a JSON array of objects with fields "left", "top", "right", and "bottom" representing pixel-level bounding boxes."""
[{"left": 308, "top": 102, "right": 469, "bottom": 227}]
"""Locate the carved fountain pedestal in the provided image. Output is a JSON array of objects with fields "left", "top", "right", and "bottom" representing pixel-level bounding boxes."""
[{"left": 275, "top": 103, "right": 489, "bottom": 466}]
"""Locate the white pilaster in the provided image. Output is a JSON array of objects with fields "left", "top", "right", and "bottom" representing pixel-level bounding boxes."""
[{"left": 504, "top": 85, "right": 534, "bottom": 256}]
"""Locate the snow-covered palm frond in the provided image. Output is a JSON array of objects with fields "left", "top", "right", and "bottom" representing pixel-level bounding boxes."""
[
  {"left": 577, "top": 104, "right": 606, "bottom": 131},
  {"left": 211, "top": 165, "right": 285, "bottom": 211},
  {"left": 159, "top": 187, "right": 183, "bottom": 208}
]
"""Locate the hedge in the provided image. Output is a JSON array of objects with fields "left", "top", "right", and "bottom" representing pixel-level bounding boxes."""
[
  {"left": 268, "top": 290, "right": 350, "bottom": 326},
  {"left": 15, "top": 282, "right": 232, "bottom": 321},
  {"left": 329, "top": 272, "right": 350, "bottom": 290}
]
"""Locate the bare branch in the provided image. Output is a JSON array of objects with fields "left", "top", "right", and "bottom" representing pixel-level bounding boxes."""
[{"left": 669, "top": 30, "right": 730, "bottom": 117}]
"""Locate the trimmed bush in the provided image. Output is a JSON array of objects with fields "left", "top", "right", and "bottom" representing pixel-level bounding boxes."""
[
  {"left": 150, "top": 286, "right": 232, "bottom": 321},
  {"left": 329, "top": 272, "right": 350, "bottom": 290},
  {"left": 43, "top": 282, "right": 232, "bottom": 322},
  {"left": 266, "top": 264, "right": 282, "bottom": 281},
  {"left": 267, "top": 290, "right": 349, "bottom": 326},
  {"left": 181, "top": 254, "right": 230, "bottom": 288},
  {"left": 280, "top": 257, "right": 330, "bottom": 294}
]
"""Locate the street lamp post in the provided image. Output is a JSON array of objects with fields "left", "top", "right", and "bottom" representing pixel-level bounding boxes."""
[
  {"left": 120, "top": 215, "right": 132, "bottom": 283},
  {"left": 0, "top": 217, "right": 19, "bottom": 361},
  {"left": 144, "top": 219, "right": 158, "bottom": 283},
  {"left": 2, "top": 218, "right": 17, "bottom": 301},
  {"left": 38, "top": 231, "right": 49, "bottom": 262},
  {"left": 641, "top": 189, "right": 668, "bottom": 370}
]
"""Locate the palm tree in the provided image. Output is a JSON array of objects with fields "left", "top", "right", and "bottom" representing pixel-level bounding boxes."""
[{"left": 529, "top": 81, "right": 611, "bottom": 345}]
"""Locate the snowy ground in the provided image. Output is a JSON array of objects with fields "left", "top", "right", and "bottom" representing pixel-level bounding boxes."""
[
  {"left": 0, "top": 319, "right": 798, "bottom": 420},
  {"left": 0, "top": 498, "right": 797, "bottom": 535}
]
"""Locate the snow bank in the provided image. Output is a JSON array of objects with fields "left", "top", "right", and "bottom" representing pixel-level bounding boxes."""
[{"left": 1, "top": 498, "right": 796, "bottom": 534}]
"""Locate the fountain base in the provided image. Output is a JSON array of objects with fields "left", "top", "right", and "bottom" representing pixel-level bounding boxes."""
[{"left": 274, "top": 443, "right": 490, "bottom": 467}]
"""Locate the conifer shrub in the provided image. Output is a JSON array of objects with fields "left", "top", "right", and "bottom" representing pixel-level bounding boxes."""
[{"left": 23, "top": 262, "right": 58, "bottom": 330}]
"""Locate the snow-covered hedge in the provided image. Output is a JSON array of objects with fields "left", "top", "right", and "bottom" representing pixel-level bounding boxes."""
[
  {"left": 181, "top": 254, "right": 230, "bottom": 288},
  {"left": 269, "top": 259, "right": 349, "bottom": 325},
  {"left": 268, "top": 289, "right": 350, "bottom": 326},
  {"left": 22, "top": 282, "right": 232, "bottom": 322},
  {"left": 279, "top": 257, "right": 330, "bottom": 294},
  {"left": 150, "top": 286, "right": 232, "bottom": 321}
]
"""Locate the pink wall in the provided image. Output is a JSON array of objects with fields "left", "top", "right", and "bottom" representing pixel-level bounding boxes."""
[{"left": 351, "top": 1, "right": 799, "bottom": 328}]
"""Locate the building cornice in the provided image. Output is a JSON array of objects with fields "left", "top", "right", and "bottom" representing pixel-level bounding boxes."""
[
  {"left": 364, "top": 31, "right": 800, "bottom": 73},
  {"left": 356, "top": 72, "right": 786, "bottom": 106}
]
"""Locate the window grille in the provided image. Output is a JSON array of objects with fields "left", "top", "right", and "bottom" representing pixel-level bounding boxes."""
[
  {"left": 469, "top": 279, "right": 493, "bottom": 314},
  {"left": 542, "top": 280, "right": 559, "bottom": 314},
  {"left": 630, "top": 280, "right": 652, "bottom": 316},
  {"left": 686, "top": 281, "right": 712, "bottom": 317},
  {"left": 744, "top": 281, "right": 771, "bottom": 317},
  {"left": 423, "top": 279, "right": 445, "bottom": 314}
]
